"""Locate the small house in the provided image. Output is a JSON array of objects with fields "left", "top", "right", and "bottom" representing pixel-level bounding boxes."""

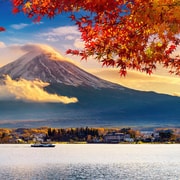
[{"left": 104, "top": 132, "right": 125, "bottom": 143}]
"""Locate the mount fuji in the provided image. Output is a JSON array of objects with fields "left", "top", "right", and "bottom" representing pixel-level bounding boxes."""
[
  {"left": 0, "top": 46, "right": 179, "bottom": 129},
  {"left": 0, "top": 48, "right": 120, "bottom": 89}
]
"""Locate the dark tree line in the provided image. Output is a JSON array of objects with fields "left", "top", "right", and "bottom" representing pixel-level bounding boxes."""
[
  {"left": 46, "top": 127, "right": 99, "bottom": 142},
  {"left": 158, "top": 129, "right": 175, "bottom": 142}
]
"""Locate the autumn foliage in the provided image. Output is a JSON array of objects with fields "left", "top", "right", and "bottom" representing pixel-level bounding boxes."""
[
  {"left": 6, "top": 0, "right": 180, "bottom": 75},
  {"left": 0, "top": 27, "right": 5, "bottom": 31}
]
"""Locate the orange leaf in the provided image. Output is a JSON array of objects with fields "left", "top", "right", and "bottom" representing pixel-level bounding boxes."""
[{"left": 12, "top": 7, "right": 19, "bottom": 14}]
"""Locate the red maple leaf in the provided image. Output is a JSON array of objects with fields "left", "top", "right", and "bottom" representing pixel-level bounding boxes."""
[{"left": 0, "top": 27, "right": 5, "bottom": 31}]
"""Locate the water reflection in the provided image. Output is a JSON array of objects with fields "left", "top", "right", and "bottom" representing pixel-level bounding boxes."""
[
  {"left": 1, "top": 163, "right": 180, "bottom": 180},
  {"left": 0, "top": 144, "right": 180, "bottom": 180}
]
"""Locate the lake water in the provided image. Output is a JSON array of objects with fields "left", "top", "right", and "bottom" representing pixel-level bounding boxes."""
[{"left": 0, "top": 144, "right": 180, "bottom": 180}]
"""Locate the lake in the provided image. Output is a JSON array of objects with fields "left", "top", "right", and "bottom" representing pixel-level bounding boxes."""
[{"left": 0, "top": 144, "right": 180, "bottom": 180}]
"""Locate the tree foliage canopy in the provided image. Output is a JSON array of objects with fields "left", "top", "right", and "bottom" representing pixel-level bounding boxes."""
[{"left": 6, "top": 0, "right": 180, "bottom": 75}]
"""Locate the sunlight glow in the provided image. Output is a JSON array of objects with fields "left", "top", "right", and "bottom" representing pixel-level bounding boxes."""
[{"left": 0, "top": 75, "right": 78, "bottom": 103}]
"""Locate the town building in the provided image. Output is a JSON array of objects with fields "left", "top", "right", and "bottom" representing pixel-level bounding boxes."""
[{"left": 104, "top": 132, "right": 125, "bottom": 143}]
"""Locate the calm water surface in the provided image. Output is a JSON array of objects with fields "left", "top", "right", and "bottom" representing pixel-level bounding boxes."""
[{"left": 0, "top": 144, "right": 180, "bottom": 180}]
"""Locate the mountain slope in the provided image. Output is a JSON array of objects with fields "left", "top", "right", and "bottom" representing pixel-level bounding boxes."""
[
  {"left": 0, "top": 84, "right": 179, "bottom": 128},
  {"left": 0, "top": 47, "right": 179, "bottom": 128}
]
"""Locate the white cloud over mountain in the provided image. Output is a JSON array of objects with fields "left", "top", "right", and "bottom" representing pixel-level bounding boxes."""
[
  {"left": 0, "top": 75, "right": 78, "bottom": 103},
  {"left": 0, "top": 43, "right": 65, "bottom": 67}
]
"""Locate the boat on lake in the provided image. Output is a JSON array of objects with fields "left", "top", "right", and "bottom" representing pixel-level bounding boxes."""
[{"left": 31, "top": 143, "right": 55, "bottom": 148}]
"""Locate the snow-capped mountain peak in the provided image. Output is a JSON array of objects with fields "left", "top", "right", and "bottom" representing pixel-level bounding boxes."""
[{"left": 0, "top": 49, "right": 123, "bottom": 89}]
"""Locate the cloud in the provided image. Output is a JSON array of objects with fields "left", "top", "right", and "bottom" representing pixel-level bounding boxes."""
[
  {"left": 92, "top": 69, "right": 180, "bottom": 97},
  {"left": 11, "top": 23, "right": 30, "bottom": 30},
  {"left": 40, "top": 26, "right": 80, "bottom": 40},
  {"left": 74, "top": 38, "right": 84, "bottom": 49},
  {"left": 0, "top": 44, "right": 26, "bottom": 67},
  {"left": 46, "top": 36, "right": 59, "bottom": 42},
  {"left": 34, "top": 26, "right": 84, "bottom": 54},
  {"left": 21, "top": 43, "right": 57, "bottom": 53},
  {"left": 10, "top": 22, "right": 43, "bottom": 30},
  {"left": 38, "top": 26, "right": 80, "bottom": 44},
  {"left": 0, "top": 43, "right": 77, "bottom": 67},
  {"left": 20, "top": 43, "right": 74, "bottom": 62},
  {"left": 49, "top": 26, "right": 80, "bottom": 36},
  {"left": 0, "top": 75, "right": 78, "bottom": 104},
  {"left": 0, "top": 42, "right": 6, "bottom": 48},
  {"left": 65, "top": 35, "right": 76, "bottom": 40}
]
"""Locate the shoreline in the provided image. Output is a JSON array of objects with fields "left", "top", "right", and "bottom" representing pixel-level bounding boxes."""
[{"left": 0, "top": 126, "right": 180, "bottom": 144}]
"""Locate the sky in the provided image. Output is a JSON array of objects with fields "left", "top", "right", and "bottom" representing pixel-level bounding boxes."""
[{"left": 0, "top": 1, "right": 180, "bottom": 98}]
